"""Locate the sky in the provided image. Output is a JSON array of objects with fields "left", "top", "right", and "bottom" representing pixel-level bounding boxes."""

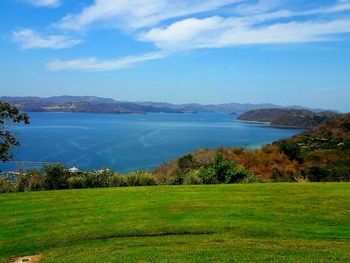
[{"left": 1, "top": 0, "right": 350, "bottom": 112}]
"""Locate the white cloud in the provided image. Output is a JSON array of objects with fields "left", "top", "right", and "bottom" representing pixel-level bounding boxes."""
[
  {"left": 58, "top": 0, "right": 242, "bottom": 30},
  {"left": 47, "top": 51, "right": 167, "bottom": 71},
  {"left": 140, "top": 17, "right": 350, "bottom": 51},
  {"left": 12, "top": 29, "right": 82, "bottom": 49},
  {"left": 139, "top": 1, "right": 350, "bottom": 51},
  {"left": 40, "top": 0, "right": 350, "bottom": 71},
  {"left": 25, "top": 0, "right": 61, "bottom": 7}
]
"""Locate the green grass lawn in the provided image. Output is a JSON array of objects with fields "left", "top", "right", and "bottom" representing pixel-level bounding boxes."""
[{"left": 1, "top": 183, "right": 350, "bottom": 262}]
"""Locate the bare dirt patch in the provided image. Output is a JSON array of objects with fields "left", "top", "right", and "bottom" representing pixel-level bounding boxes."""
[{"left": 9, "top": 255, "right": 41, "bottom": 263}]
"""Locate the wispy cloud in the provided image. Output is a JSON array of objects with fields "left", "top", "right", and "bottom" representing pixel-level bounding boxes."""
[
  {"left": 24, "top": 0, "right": 61, "bottom": 8},
  {"left": 58, "top": 0, "right": 242, "bottom": 30},
  {"left": 47, "top": 51, "right": 167, "bottom": 71},
  {"left": 140, "top": 18, "right": 350, "bottom": 51},
  {"left": 138, "top": 0, "right": 350, "bottom": 51},
  {"left": 16, "top": 0, "right": 350, "bottom": 71},
  {"left": 12, "top": 29, "right": 82, "bottom": 49},
  {"left": 233, "top": 0, "right": 283, "bottom": 15}
]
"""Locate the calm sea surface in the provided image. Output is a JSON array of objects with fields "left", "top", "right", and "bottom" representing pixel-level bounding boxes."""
[{"left": 1, "top": 112, "right": 302, "bottom": 172}]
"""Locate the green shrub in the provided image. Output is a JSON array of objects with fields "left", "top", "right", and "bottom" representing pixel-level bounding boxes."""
[
  {"left": 235, "top": 170, "right": 261, "bottom": 184},
  {"left": 83, "top": 169, "right": 116, "bottom": 188},
  {"left": 277, "top": 140, "right": 303, "bottom": 163},
  {"left": 15, "top": 170, "right": 45, "bottom": 192},
  {"left": 125, "top": 171, "right": 157, "bottom": 186},
  {"left": 110, "top": 174, "right": 127, "bottom": 187},
  {"left": 330, "top": 167, "right": 350, "bottom": 182},
  {"left": 271, "top": 170, "right": 298, "bottom": 182},
  {"left": 85, "top": 172, "right": 99, "bottom": 188},
  {"left": 166, "top": 172, "right": 185, "bottom": 185},
  {"left": 68, "top": 176, "right": 87, "bottom": 189},
  {"left": 225, "top": 167, "right": 257, "bottom": 184},
  {"left": 197, "top": 153, "right": 237, "bottom": 184},
  {"left": 302, "top": 167, "right": 350, "bottom": 182},
  {"left": 0, "top": 177, "right": 15, "bottom": 193},
  {"left": 28, "top": 170, "right": 44, "bottom": 191},
  {"left": 212, "top": 153, "right": 236, "bottom": 183},
  {"left": 15, "top": 173, "right": 31, "bottom": 192},
  {"left": 178, "top": 154, "right": 197, "bottom": 174},
  {"left": 44, "top": 164, "right": 70, "bottom": 190},
  {"left": 198, "top": 166, "right": 217, "bottom": 184},
  {"left": 302, "top": 167, "right": 331, "bottom": 182},
  {"left": 95, "top": 169, "right": 116, "bottom": 187},
  {"left": 184, "top": 170, "right": 202, "bottom": 185}
]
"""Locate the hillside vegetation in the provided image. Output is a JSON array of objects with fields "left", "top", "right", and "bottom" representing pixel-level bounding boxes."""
[
  {"left": 154, "top": 114, "right": 350, "bottom": 183},
  {"left": 238, "top": 108, "right": 338, "bottom": 128},
  {"left": 276, "top": 113, "right": 350, "bottom": 181},
  {"left": 0, "top": 183, "right": 349, "bottom": 262}
]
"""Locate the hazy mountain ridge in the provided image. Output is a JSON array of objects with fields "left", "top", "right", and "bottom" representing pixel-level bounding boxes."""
[{"left": 0, "top": 96, "right": 329, "bottom": 114}]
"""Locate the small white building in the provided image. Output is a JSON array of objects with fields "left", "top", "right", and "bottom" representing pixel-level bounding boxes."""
[{"left": 69, "top": 167, "right": 80, "bottom": 173}]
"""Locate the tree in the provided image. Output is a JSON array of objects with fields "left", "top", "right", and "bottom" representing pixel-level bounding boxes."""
[
  {"left": 0, "top": 102, "right": 29, "bottom": 162},
  {"left": 277, "top": 140, "right": 302, "bottom": 163},
  {"left": 178, "top": 154, "right": 197, "bottom": 174},
  {"left": 212, "top": 153, "right": 236, "bottom": 183},
  {"left": 44, "top": 164, "right": 70, "bottom": 190}
]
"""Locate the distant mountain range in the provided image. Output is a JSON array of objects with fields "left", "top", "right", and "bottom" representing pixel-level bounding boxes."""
[{"left": 0, "top": 96, "right": 330, "bottom": 114}]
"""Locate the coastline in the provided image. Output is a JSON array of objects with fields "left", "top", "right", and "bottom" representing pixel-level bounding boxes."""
[
  {"left": 236, "top": 119, "right": 271, "bottom": 125},
  {"left": 237, "top": 119, "right": 307, "bottom": 129}
]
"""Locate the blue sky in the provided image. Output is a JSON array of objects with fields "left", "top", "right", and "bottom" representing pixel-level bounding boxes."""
[{"left": 1, "top": 0, "right": 350, "bottom": 111}]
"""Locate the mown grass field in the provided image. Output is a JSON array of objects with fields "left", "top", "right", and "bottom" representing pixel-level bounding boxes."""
[{"left": 1, "top": 183, "right": 350, "bottom": 262}]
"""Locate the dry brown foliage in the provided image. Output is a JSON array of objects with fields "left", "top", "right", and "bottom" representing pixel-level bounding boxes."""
[{"left": 220, "top": 145, "right": 300, "bottom": 180}]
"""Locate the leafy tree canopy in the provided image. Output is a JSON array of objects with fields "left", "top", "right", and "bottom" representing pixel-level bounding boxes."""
[{"left": 0, "top": 102, "right": 29, "bottom": 162}]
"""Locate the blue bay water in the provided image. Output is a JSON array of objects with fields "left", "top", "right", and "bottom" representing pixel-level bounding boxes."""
[{"left": 1, "top": 112, "right": 302, "bottom": 173}]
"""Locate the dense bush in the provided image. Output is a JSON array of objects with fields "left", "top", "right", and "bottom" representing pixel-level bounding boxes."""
[
  {"left": 28, "top": 170, "right": 44, "bottom": 191},
  {"left": 236, "top": 171, "right": 262, "bottom": 184},
  {"left": 84, "top": 172, "right": 100, "bottom": 188},
  {"left": 211, "top": 153, "right": 236, "bottom": 183},
  {"left": 302, "top": 167, "right": 330, "bottom": 182},
  {"left": 80, "top": 169, "right": 115, "bottom": 188},
  {"left": 271, "top": 170, "right": 298, "bottom": 182},
  {"left": 198, "top": 166, "right": 217, "bottom": 184},
  {"left": 225, "top": 167, "right": 258, "bottom": 184},
  {"left": 15, "top": 173, "right": 31, "bottom": 192},
  {"left": 277, "top": 140, "right": 303, "bottom": 163},
  {"left": 0, "top": 177, "right": 15, "bottom": 193},
  {"left": 152, "top": 159, "right": 178, "bottom": 183},
  {"left": 15, "top": 170, "right": 44, "bottom": 192},
  {"left": 302, "top": 167, "right": 350, "bottom": 182},
  {"left": 178, "top": 154, "right": 197, "bottom": 174},
  {"left": 184, "top": 170, "right": 202, "bottom": 185},
  {"left": 195, "top": 153, "right": 258, "bottom": 184},
  {"left": 158, "top": 153, "right": 259, "bottom": 185},
  {"left": 44, "top": 164, "right": 70, "bottom": 190},
  {"left": 125, "top": 171, "right": 157, "bottom": 186},
  {"left": 166, "top": 173, "right": 185, "bottom": 185},
  {"left": 95, "top": 169, "right": 115, "bottom": 187},
  {"left": 68, "top": 176, "right": 87, "bottom": 189}
]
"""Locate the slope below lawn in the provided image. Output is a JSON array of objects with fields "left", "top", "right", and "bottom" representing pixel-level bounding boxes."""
[{"left": 1, "top": 183, "right": 350, "bottom": 262}]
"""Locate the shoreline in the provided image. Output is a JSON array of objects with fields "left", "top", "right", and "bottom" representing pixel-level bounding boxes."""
[
  {"left": 237, "top": 119, "right": 271, "bottom": 125},
  {"left": 237, "top": 119, "right": 307, "bottom": 129}
]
